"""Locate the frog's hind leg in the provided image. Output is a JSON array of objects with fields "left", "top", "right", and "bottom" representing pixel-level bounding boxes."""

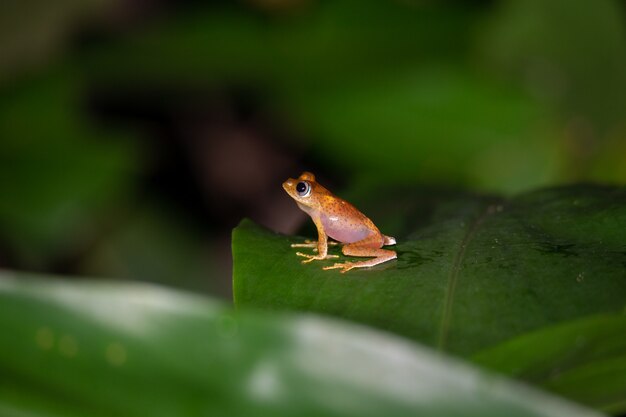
[{"left": 323, "top": 235, "right": 397, "bottom": 273}]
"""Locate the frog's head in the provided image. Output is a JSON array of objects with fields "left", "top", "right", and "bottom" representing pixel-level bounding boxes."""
[{"left": 283, "top": 172, "right": 318, "bottom": 207}]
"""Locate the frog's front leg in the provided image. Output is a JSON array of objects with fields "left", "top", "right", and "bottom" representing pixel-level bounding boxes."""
[{"left": 295, "top": 218, "right": 339, "bottom": 263}]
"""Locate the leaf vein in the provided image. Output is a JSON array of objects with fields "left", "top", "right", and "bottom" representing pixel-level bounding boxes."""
[{"left": 437, "top": 203, "right": 496, "bottom": 351}]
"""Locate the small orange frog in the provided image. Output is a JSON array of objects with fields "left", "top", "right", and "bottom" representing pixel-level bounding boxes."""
[{"left": 282, "top": 172, "right": 397, "bottom": 273}]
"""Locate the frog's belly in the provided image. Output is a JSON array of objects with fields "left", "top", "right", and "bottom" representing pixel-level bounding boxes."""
[{"left": 321, "top": 214, "right": 374, "bottom": 244}]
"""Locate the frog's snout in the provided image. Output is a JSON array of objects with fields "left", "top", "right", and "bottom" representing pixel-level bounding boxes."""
[{"left": 282, "top": 179, "right": 295, "bottom": 192}]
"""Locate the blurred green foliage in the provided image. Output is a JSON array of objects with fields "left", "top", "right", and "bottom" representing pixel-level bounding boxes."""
[
  {"left": 0, "top": 272, "right": 612, "bottom": 417},
  {"left": 0, "top": 72, "right": 138, "bottom": 267},
  {"left": 1, "top": 0, "right": 625, "bottom": 281},
  {"left": 78, "top": 0, "right": 626, "bottom": 188}
]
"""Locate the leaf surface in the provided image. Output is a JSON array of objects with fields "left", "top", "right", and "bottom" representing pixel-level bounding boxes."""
[{"left": 472, "top": 314, "right": 626, "bottom": 414}]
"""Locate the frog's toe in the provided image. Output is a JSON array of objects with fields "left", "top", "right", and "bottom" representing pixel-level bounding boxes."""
[
  {"left": 297, "top": 255, "right": 314, "bottom": 264},
  {"left": 297, "top": 253, "right": 337, "bottom": 263}
]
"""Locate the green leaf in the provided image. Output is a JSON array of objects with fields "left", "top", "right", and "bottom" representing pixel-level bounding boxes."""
[
  {"left": 0, "top": 271, "right": 608, "bottom": 417},
  {"left": 287, "top": 68, "right": 559, "bottom": 192},
  {"left": 233, "top": 184, "right": 626, "bottom": 411},
  {"left": 472, "top": 314, "right": 626, "bottom": 414}
]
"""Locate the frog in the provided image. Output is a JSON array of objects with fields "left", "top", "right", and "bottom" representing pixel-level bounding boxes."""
[{"left": 282, "top": 172, "right": 396, "bottom": 273}]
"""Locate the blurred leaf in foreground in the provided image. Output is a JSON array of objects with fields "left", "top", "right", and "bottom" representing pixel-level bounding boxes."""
[{"left": 0, "top": 271, "right": 608, "bottom": 417}]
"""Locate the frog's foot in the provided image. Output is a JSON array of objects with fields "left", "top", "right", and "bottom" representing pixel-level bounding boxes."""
[
  {"left": 323, "top": 262, "right": 356, "bottom": 274},
  {"left": 291, "top": 240, "right": 338, "bottom": 249},
  {"left": 296, "top": 252, "right": 339, "bottom": 263}
]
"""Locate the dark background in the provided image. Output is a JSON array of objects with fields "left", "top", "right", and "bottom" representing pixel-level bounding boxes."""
[{"left": 1, "top": 0, "right": 625, "bottom": 299}]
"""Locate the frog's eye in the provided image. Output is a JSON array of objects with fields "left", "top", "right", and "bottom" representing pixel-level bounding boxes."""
[{"left": 296, "top": 181, "right": 311, "bottom": 197}]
